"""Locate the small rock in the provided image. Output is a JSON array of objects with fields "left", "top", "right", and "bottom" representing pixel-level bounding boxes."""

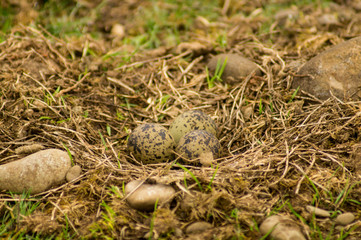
[
  {"left": 306, "top": 205, "right": 330, "bottom": 217},
  {"left": 317, "top": 14, "right": 339, "bottom": 26},
  {"left": 260, "top": 215, "right": 306, "bottom": 240},
  {"left": 185, "top": 221, "right": 212, "bottom": 234},
  {"left": 66, "top": 165, "right": 82, "bottom": 182},
  {"left": 125, "top": 180, "right": 176, "bottom": 211},
  {"left": 111, "top": 23, "right": 125, "bottom": 38},
  {"left": 207, "top": 53, "right": 261, "bottom": 85},
  {"left": 174, "top": 227, "right": 183, "bottom": 237},
  {"left": 0, "top": 149, "right": 71, "bottom": 194},
  {"left": 292, "top": 36, "right": 361, "bottom": 100},
  {"left": 335, "top": 212, "right": 355, "bottom": 225},
  {"left": 242, "top": 105, "right": 253, "bottom": 120}
]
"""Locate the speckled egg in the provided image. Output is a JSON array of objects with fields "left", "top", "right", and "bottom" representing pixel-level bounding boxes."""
[
  {"left": 169, "top": 110, "right": 217, "bottom": 144},
  {"left": 176, "top": 130, "right": 220, "bottom": 160},
  {"left": 127, "top": 123, "right": 175, "bottom": 164}
]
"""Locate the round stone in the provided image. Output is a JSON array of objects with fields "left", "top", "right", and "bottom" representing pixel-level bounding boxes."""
[
  {"left": 125, "top": 180, "right": 176, "bottom": 211},
  {"left": 207, "top": 53, "right": 261, "bottom": 84},
  {"left": 335, "top": 212, "right": 355, "bottom": 226},
  {"left": 66, "top": 165, "right": 82, "bottom": 182}
]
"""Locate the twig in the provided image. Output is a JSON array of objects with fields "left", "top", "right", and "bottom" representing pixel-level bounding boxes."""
[
  {"left": 50, "top": 200, "right": 79, "bottom": 236},
  {"left": 55, "top": 72, "right": 90, "bottom": 97},
  {"left": 295, "top": 154, "right": 317, "bottom": 194},
  {"left": 107, "top": 77, "right": 135, "bottom": 93}
]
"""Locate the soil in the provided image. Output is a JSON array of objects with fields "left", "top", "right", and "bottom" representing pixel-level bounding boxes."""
[{"left": 1, "top": 0, "right": 361, "bottom": 239}]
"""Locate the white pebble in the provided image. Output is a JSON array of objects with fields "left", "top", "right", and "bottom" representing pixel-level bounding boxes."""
[
  {"left": 185, "top": 221, "right": 212, "bottom": 234},
  {"left": 125, "top": 180, "right": 175, "bottom": 211},
  {"left": 260, "top": 215, "right": 306, "bottom": 240},
  {"left": 335, "top": 212, "right": 355, "bottom": 226},
  {"left": 306, "top": 205, "right": 330, "bottom": 217}
]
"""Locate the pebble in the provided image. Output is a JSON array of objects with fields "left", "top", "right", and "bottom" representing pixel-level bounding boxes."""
[
  {"left": 207, "top": 53, "right": 261, "bottom": 85},
  {"left": 306, "top": 205, "right": 330, "bottom": 217},
  {"left": 335, "top": 212, "right": 355, "bottom": 226},
  {"left": 185, "top": 221, "right": 212, "bottom": 234},
  {"left": 317, "top": 14, "right": 339, "bottom": 26},
  {"left": 125, "top": 180, "right": 176, "bottom": 211},
  {"left": 0, "top": 149, "right": 71, "bottom": 194},
  {"left": 260, "top": 215, "right": 306, "bottom": 240},
  {"left": 66, "top": 165, "right": 82, "bottom": 182},
  {"left": 111, "top": 23, "right": 125, "bottom": 38},
  {"left": 242, "top": 105, "right": 253, "bottom": 120},
  {"left": 292, "top": 36, "right": 361, "bottom": 100}
]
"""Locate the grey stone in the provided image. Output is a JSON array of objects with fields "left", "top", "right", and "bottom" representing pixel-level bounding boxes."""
[
  {"left": 207, "top": 53, "right": 261, "bottom": 84},
  {"left": 66, "top": 165, "right": 82, "bottom": 182},
  {"left": 0, "top": 149, "right": 71, "bottom": 194},
  {"left": 292, "top": 37, "right": 361, "bottom": 100}
]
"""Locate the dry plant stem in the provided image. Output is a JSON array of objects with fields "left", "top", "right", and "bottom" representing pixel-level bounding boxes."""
[
  {"left": 27, "top": 26, "right": 69, "bottom": 67},
  {"left": 228, "top": 71, "right": 255, "bottom": 129},
  {"left": 116, "top": 54, "right": 174, "bottom": 70},
  {"left": 222, "top": 0, "right": 230, "bottom": 15},
  {"left": 107, "top": 77, "right": 135, "bottom": 94},
  {"left": 177, "top": 55, "right": 203, "bottom": 83},
  {"left": 23, "top": 73, "right": 56, "bottom": 102},
  {"left": 51, "top": 191, "right": 64, "bottom": 221},
  {"left": 161, "top": 62, "right": 189, "bottom": 109},
  {"left": 292, "top": 163, "right": 330, "bottom": 193},
  {"left": 317, "top": 150, "right": 350, "bottom": 174},
  {"left": 55, "top": 72, "right": 91, "bottom": 97},
  {"left": 294, "top": 154, "right": 317, "bottom": 194},
  {"left": 50, "top": 200, "right": 79, "bottom": 235},
  {"left": 270, "top": 141, "right": 296, "bottom": 186}
]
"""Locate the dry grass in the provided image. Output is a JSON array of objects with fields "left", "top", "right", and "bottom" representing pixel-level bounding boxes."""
[{"left": 1, "top": 0, "right": 361, "bottom": 239}]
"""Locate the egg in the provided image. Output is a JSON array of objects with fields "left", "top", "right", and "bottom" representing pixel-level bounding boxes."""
[
  {"left": 127, "top": 123, "right": 175, "bottom": 164},
  {"left": 176, "top": 130, "right": 220, "bottom": 161},
  {"left": 169, "top": 110, "right": 217, "bottom": 144}
]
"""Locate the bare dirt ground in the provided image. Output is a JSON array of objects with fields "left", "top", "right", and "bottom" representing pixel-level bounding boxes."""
[{"left": 1, "top": 0, "right": 361, "bottom": 239}]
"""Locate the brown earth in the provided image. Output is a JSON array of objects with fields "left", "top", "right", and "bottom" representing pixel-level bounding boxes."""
[{"left": 1, "top": 0, "right": 361, "bottom": 239}]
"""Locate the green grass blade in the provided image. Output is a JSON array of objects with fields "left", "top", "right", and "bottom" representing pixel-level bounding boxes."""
[{"left": 176, "top": 163, "right": 203, "bottom": 191}]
